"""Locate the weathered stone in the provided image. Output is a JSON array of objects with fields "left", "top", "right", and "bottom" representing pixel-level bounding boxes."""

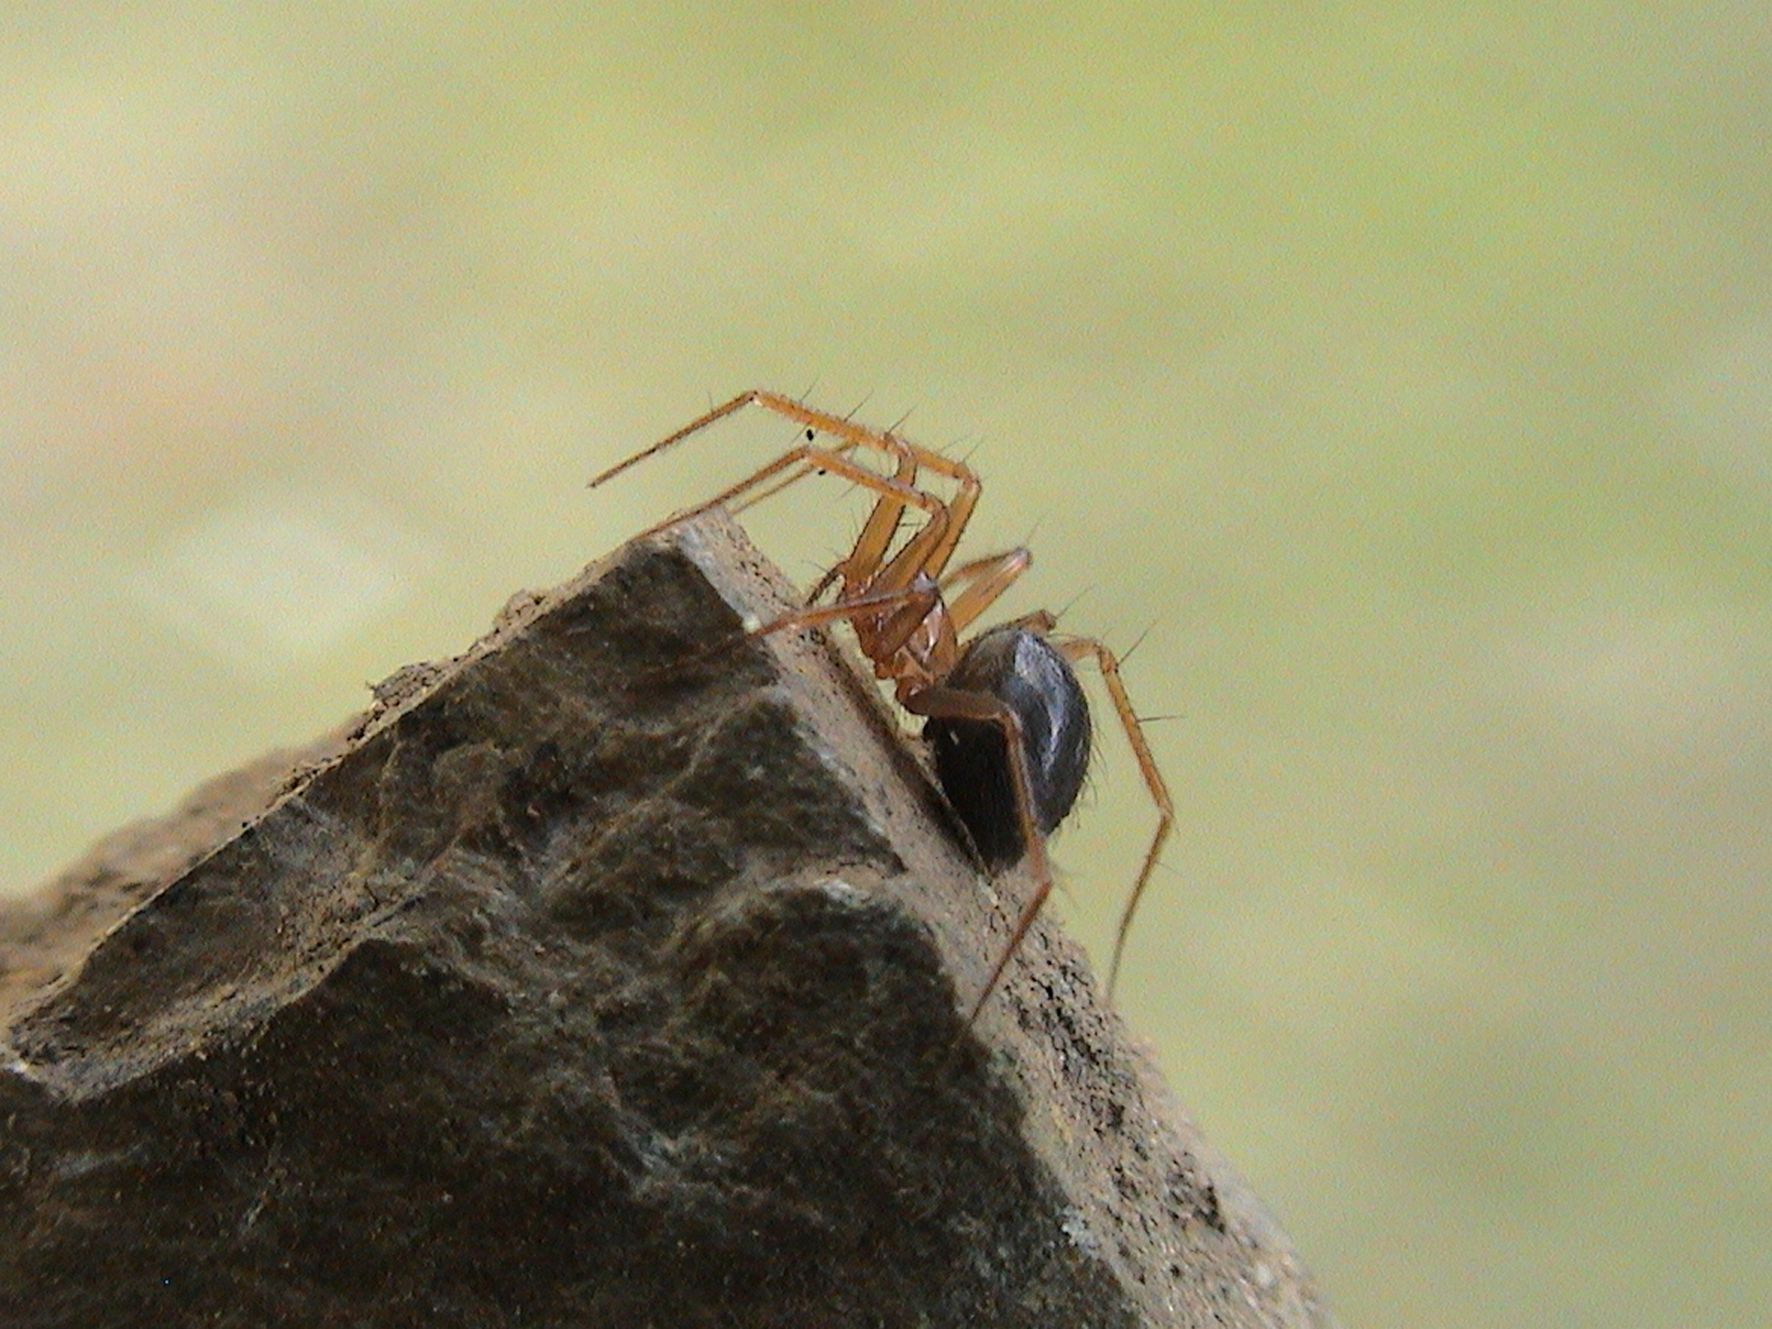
[{"left": 0, "top": 512, "right": 1332, "bottom": 1328}]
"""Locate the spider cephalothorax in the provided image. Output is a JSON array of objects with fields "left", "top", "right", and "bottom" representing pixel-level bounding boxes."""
[{"left": 590, "top": 389, "right": 1171, "bottom": 1019}]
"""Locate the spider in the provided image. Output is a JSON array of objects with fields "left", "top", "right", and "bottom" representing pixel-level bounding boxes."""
[{"left": 589, "top": 389, "right": 1173, "bottom": 1021}]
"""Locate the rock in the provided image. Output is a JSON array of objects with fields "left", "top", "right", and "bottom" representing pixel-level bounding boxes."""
[{"left": 0, "top": 512, "right": 1334, "bottom": 1328}]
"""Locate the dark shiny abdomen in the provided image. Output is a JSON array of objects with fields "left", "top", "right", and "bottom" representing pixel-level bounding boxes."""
[{"left": 924, "top": 627, "right": 1092, "bottom": 867}]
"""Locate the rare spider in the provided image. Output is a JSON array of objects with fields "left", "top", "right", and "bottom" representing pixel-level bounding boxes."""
[{"left": 589, "top": 390, "right": 1172, "bottom": 1020}]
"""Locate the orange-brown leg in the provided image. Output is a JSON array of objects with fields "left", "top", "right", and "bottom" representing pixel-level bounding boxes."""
[
  {"left": 1056, "top": 636, "right": 1175, "bottom": 996},
  {"left": 744, "top": 428, "right": 981, "bottom": 582},
  {"left": 760, "top": 462, "right": 917, "bottom": 609},
  {"left": 590, "top": 389, "right": 911, "bottom": 493},
  {"left": 939, "top": 547, "right": 1033, "bottom": 632},
  {"left": 782, "top": 434, "right": 984, "bottom": 603},
  {"left": 732, "top": 396, "right": 903, "bottom": 522},
  {"left": 605, "top": 441, "right": 950, "bottom": 558},
  {"left": 889, "top": 442, "right": 980, "bottom": 579},
  {"left": 587, "top": 391, "right": 756, "bottom": 489},
  {"left": 593, "top": 389, "right": 942, "bottom": 610},
  {"left": 624, "top": 568, "right": 943, "bottom": 692},
  {"left": 745, "top": 578, "right": 940, "bottom": 653},
  {"left": 764, "top": 399, "right": 928, "bottom": 599},
  {"left": 813, "top": 447, "right": 980, "bottom": 609},
  {"left": 901, "top": 684, "right": 1051, "bottom": 1024}
]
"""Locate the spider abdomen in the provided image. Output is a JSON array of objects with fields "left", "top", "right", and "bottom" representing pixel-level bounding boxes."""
[{"left": 924, "top": 626, "right": 1092, "bottom": 867}]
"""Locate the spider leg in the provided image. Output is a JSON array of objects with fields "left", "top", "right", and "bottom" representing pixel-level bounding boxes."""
[
  {"left": 752, "top": 426, "right": 983, "bottom": 583},
  {"left": 901, "top": 684, "right": 1051, "bottom": 1024},
  {"left": 886, "top": 441, "right": 980, "bottom": 579},
  {"left": 591, "top": 389, "right": 919, "bottom": 488},
  {"left": 623, "top": 577, "right": 941, "bottom": 694},
  {"left": 741, "top": 452, "right": 914, "bottom": 603},
  {"left": 747, "top": 453, "right": 915, "bottom": 608},
  {"left": 731, "top": 390, "right": 881, "bottom": 518},
  {"left": 746, "top": 578, "right": 940, "bottom": 649},
  {"left": 587, "top": 390, "right": 759, "bottom": 489},
  {"left": 594, "top": 388, "right": 942, "bottom": 607},
  {"left": 770, "top": 404, "right": 987, "bottom": 594},
  {"left": 937, "top": 547, "right": 1033, "bottom": 632},
  {"left": 837, "top": 458, "right": 979, "bottom": 606},
  {"left": 614, "top": 442, "right": 949, "bottom": 553},
  {"left": 939, "top": 548, "right": 1023, "bottom": 588},
  {"left": 1055, "top": 636, "right": 1175, "bottom": 996},
  {"left": 802, "top": 561, "right": 844, "bottom": 607}
]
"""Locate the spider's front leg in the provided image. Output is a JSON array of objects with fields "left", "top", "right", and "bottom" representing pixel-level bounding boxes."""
[
  {"left": 593, "top": 388, "right": 968, "bottom": 607},
  {"left": 607, "top": 441, "right": 949, "bottom": 552},
  {"left": 901, "top": 684, "right": 1054, "bottom": 1024}
]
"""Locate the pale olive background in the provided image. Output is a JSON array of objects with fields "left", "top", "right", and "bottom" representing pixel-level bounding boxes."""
[{"left": 4, "top": 6, "right": 1768, "bottom": 1326}]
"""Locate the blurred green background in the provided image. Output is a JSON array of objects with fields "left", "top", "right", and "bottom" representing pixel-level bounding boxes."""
[{"left": 3, "top": 5, "right": 1767, "bottom": 1325}]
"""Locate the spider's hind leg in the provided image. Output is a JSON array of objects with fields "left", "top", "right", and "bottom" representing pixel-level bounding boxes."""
[{"left": 1055, "top": 635, "right": 1175, "bottom": 996}]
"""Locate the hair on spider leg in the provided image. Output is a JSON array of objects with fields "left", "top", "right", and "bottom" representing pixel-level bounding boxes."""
[
  {"left": 1051, "top": 582, "right": 1094, "bottom": 621},
  {"left": 591, "top": 389, "right": 1174, "bottom": 1021},
  {"left": 882, "top": 399, "right": 919, "bottom": 437},
  {"left": 1118, "top": 620, "right": 1160, "bottom": 667},
  {"left": 799, "top": 386, "right": 883, "bottom": 445},
  {"left": 842, "top": 388, "right": 877, "bottom": 426}
]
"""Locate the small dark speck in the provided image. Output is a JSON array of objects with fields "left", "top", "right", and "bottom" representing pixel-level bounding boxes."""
[{"left": 1198, "top": 1181, "right": 1225, "bottom": 1234}]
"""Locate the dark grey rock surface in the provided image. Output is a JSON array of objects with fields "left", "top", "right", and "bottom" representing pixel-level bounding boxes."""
[{"left": 0, "top": 512, "right": 1334, "bottom": 1328}]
